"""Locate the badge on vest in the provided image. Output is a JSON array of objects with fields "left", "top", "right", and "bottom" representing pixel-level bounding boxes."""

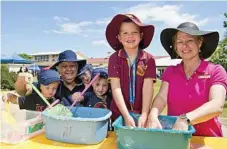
[
  {"left": 198, "top": 74, "right": 211, "bottom": 79},
  {"left": 137, "top": 65, "right": 147, "bottom": 76}
]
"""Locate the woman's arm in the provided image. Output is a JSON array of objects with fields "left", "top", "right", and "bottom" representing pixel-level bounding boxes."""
[{"left": 186, "top": 84, "right": 226, "bottom": 125}]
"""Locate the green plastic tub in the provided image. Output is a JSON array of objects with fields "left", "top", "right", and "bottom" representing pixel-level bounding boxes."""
[{"left": 113, "top": 114, "right": 195, "bottom": 149}]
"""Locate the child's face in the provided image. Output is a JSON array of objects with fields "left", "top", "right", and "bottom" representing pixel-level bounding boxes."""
[
  {"left": 92, "top": 78, "right": 109, "bottom": 97},
  {"left": 79, "top": 70, "right": 92, "bottom": 85},
  {"left": 40, "top": 82, "right": 59, "bottom": 99},
  {"left": 118, "top": 22, "right": 142, "bottom": 50}
]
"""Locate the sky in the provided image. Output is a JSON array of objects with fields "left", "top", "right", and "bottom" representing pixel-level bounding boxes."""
[{"left": 1, "top": 1, "right": 227, "bottom": 58}]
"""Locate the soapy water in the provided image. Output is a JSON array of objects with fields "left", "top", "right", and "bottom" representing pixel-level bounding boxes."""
[{"left": 159, "top": 118, "right": 173, "bottom": 130}]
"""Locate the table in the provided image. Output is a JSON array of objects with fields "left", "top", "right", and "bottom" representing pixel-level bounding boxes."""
[{"left": 1, "top": 132, "right": 227, "bottom": 149}]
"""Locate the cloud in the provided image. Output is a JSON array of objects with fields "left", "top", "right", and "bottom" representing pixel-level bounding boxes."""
[
  {"left": 92, "top": 40, "right": 109, "bottom": 47},
  {"left": 127, "top": 3, "right": 209, "bottom": 27},
  {"left": 51, "top": 3, "right": 210, "bottom": 36},
  {"left": 53, "top": 21, "right": 93, "bottom": 35},
  {"left": 53, "top": 16, "right": 69, "bottom": 22}
]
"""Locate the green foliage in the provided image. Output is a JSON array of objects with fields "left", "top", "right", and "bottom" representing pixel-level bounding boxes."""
[
  {"left": 210, "top": 13, "right": 227, "bottom": 69},
  {"left": 210, "top": 38, "right": 227, "bottom": 70},
  {"left": 1, "top": 64, "right": 17, "bottom": 90},
  {"left": 18, "top": 53, "right": 32, "bottom": 60}
]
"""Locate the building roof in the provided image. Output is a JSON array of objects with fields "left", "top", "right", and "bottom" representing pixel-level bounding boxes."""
[
  {"left": 155, "top": 57, "right": 182, "bottom": 67},
  {"left": 29, "top": 51, "right": 88, "bottom": 59}
]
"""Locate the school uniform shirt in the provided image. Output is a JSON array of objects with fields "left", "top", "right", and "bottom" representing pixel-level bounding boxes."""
[
  {"left": 19, "top": 93, "right": 54, "bottom": 111},
  {"left": 55, "top": 81, "right": 85, "bottom": 106},
  {"left": 162, "top": 59, "right": 227, "bottom": 137},
  {"left": 83, "top": 92, "right": 112, "bottom": 109},
  {"left": 108, "top": 49, "right": 156, "bottom": 121}
]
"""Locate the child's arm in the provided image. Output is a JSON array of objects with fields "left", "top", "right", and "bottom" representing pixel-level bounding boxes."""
[
  {"left": 111, "top": 79, "right": 135, "bottom": 127},
  {"left": 139, "top": 57, "right": 156, "bottom": 128},
  {"left": 71, "top": 92, "right": 85, "bottom": 103}
]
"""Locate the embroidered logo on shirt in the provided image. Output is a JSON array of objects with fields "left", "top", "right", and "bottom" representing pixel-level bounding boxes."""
[
  {"left": 137, "top": 65, "right": 147, "bottom": 76},
  {"left": 198, "top": 74, "right": 211, "bottom": 79}
]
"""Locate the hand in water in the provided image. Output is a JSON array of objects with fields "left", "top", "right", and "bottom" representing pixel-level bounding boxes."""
[
  {"left": 138, "top": 114, "right": 148, "bottom": 128},
  {"left": 172, "top": 117, "right": 188, "bottom": 131},
  {"left": 124, "top": 115, "right": 136, "bottom": 128},
  {"left": 146, "top": 116, "right": 162, "bottom": 129}
]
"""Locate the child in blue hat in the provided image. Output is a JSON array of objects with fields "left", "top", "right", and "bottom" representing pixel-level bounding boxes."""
[
  {"left": 72, "top": 68, "right": 112, "bottom": 109},
  {"left": 8, "top": 70, "right": 61, "bottom": 111},
  {"left": 77, "top": 64, "right": 93, "bottom": 92}
]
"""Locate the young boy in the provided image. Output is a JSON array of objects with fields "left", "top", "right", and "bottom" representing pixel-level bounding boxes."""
[
  {"left": 106, "top": 14, "right": 156, "bottom": 128},
  {"left": 72, "top": 68, "right": 112, "bottom": 109},
  {"left": 7, "top": 69, "right": 61, "bottom": 111}
]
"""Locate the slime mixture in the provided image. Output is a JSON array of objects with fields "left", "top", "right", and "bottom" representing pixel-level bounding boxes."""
[{"left": 46, "top": 104, "right": 73, "bottom": 117}]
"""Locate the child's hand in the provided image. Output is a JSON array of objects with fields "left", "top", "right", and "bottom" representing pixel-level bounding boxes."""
[
  {"left": 71, "top": 92, "right": 84, "bottom": 103},
  {"left": 124, "top": 115, "right": 136, "bottom": 128},
  {"left": 138, "top": 113, "right": 148, "bottom": 128},
  {"left": 146, "top": 116, "right": 162, "bottom": 129}
]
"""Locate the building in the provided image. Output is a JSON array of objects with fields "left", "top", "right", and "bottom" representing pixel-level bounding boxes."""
[
  {"left": 29, "top": 51, "right": 88, "bottom": 67},
  {"left": 29, "top": 51, "right": 182, "bottom": 76}
]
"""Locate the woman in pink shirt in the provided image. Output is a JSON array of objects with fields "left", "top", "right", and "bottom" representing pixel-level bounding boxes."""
[{"left": 147, "top": 22, "right": 227, "bottom": 137}]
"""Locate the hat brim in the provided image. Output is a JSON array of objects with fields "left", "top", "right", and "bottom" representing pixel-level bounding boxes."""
[
  {"left": 161, "top": 28, "right": 219, "bottom": 59},
  {"left": 50, "top": 59, "right": 86, "bottom": 73},
  {"left": 106, "top": 14, "right": 155, "bottom": 51}
]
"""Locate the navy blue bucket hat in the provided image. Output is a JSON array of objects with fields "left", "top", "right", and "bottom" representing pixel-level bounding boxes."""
[
  {"left": 77, "top": 64, "right": 93, "bottom": 76},
  {"left": 38, "top": 70, "right": 62, "bottom": 85},
  {"left": 92, "top": 68, "right": 108, "bottom": 79},
  {"left": 50, "top": 50, "right": 86, "bottom": 72}
]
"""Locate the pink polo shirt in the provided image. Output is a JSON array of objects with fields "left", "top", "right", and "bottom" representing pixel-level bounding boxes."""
[
  {"left": 162, "top": 59, "right": 227, "bottom": 137},
  {"left": 108, "top": 49, "right": 156, "bottom": 121}
]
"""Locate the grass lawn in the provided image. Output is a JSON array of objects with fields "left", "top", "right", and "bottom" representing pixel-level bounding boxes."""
[{"left": 220, "top": 101, "right": 227, "bottom": 118}]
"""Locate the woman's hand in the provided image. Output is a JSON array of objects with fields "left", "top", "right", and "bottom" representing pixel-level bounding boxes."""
[
  {"left": 146, "top": 116, "right": 162, "bottom": 129},
  {"left": 172, "top": 117, "right": 189, "bottom": 131}
]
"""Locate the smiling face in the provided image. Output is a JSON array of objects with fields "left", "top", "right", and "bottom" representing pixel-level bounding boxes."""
[
  {"left": 118, "top": 22, "right": 143, "bottom": 51},
  {"left": 174, "top": 31, "right": 203, "bottom": 60},
  {"left": 57, "top": 62, "right": 78, "bottom": 84}
]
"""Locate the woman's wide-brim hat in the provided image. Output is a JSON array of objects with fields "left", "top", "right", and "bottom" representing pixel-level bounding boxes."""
[
  {"left": 50, "top": 50, "right": 86, "bottom": 72},
  {"left": 161, "top": 22, "right": 219, "bottom": 59},
  {"left": 106, "top": 14, "right": 155, "bottom": 51}
]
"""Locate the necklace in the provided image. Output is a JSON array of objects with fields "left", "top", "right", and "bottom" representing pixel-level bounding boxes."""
[{"left": 184, "top": 59, "right": 201, "bottom": 79}]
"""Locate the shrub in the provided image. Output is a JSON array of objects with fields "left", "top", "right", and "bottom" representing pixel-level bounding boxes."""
[{"left": 1, "top": 64, "right": 17, "bottom": 90}]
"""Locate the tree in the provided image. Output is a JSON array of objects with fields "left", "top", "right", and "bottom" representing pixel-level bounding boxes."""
[
  {"left": 210, "top": 13, "right": 227, "bottom": 70},
  {"left": 19, "top": 53, "right": 32, "bottom": 60}
]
